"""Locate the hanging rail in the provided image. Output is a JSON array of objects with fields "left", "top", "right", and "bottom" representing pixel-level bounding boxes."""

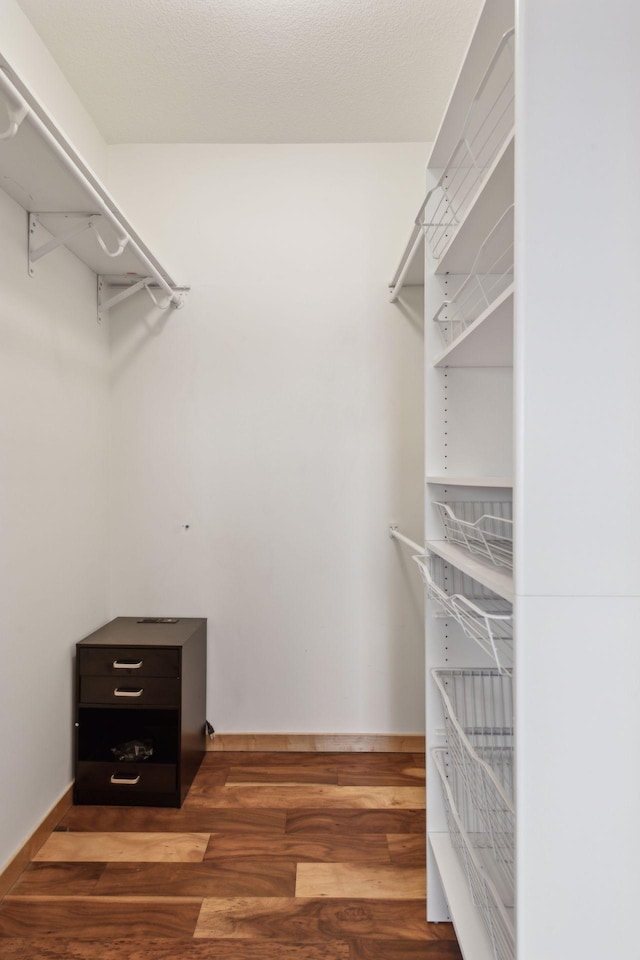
[
  {"left": 389, "top": 525, "right": 423, "bottom": 554},
  {"left": 0, "top": 66, "right": 183, "bottom": 309},
  {"left": 388, "top": 224, "right": 423, "bottom": 303}
]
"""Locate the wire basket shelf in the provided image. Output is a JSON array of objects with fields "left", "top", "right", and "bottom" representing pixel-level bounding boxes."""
[
  {"left": 432, "top": 669, "right": 514, "bottom": 893},
  {"left": 433, "top": 748, "right": 515, "bottom": 960},
  {"left": 413, "top": 554, "right": 513, "bottom": 672},
  {"left": 433, "top": 205, "right": 514, "bottom": 348},
  {"left": 417, "top": 29, "right": 515, "bottom": 260},
  {"left": 434, "top": 500, "right": 513, "bottom": 570}
]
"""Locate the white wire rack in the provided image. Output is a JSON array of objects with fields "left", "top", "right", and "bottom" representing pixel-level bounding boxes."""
[
  {"left": 433, "top": 748, "right": 515, "bottom": 960},
  {"left": 434, "top": 501, "right": 513, "bottom": 570},
  {"left": 432, "top": 669, "right": 514, "bottom": 894},
  {"left": 417, "top": 29, "right": 515, "bottom": 260},
  {"left": 413, "top": 554, "right": 513, "bottom": 673},
  {"left": 433, "top": 205, "right": 514, "bottom": 348}
]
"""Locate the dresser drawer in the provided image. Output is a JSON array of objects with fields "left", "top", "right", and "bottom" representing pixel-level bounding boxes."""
[
  {"left": 78, "top": 647, "right": 180, "bottom": 678},
  {"left": 75, "top": 761, "right": 177, "bottom": 797},
  {"left": 79, "top": 676, "right": 180, "bottom": 707}
]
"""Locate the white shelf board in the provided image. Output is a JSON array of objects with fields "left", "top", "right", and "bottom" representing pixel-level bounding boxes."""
[
  {"left": 389, "top": 224, "right": 424, "bottom": 300},
  {"left": 434, "top": 285, "right": 514, "bottom": 368},
  {"left": 0, "top": 59, "right": 180, "bottom": 289},
  {"left": 429, "top": 832, "right": 496, "bottom": 960},
  {"left": 427, "top": 476, "right": 512, "bottom": 488},
  {"left": 425, "top": 539, "right": 513, "bottom": 602},
  {"left": 435, "top": 133, "right": 514, "bottom": 276}
]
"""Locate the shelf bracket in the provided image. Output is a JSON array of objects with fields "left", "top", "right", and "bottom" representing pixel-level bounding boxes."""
[
  {"left": 97, "top": 276, "right": 188, "bottom": 323},
  {"left": 28, "top": 213, "right": 129, "bottom": 277},
  {"left": 29, "top": 214, "right": 91, "bottom": 275},
  {"left": 97, "top": 276, "right": 152, "bottom": 324}
]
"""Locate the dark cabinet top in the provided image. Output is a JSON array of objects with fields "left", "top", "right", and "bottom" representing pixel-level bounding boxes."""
[{"left": 77, "top": 617, "right": 207, "bottom": 648}]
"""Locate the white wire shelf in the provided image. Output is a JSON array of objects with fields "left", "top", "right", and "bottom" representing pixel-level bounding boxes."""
[
  {"left": 432, "top": 670, "right": 514, "bottom": 892},
  {"left": 434, "top": 205, "right": 513, "bottom": 347},
  {"left": 434, "top": 284, "right": 513, "bottom": 368},
  {"left": 413, "top": 554, "right": 512, "bottom": 673},
  {"left": 433, "top": 748, "right": 514, "bottom": 960},
  {"left": 435, "top": 132, "right": 514, "bottom": 277},
  {"left": 434, "top": 501, "right": 513, "bottom": 570},
  {"left": 417, "top": 30, "right": 514, "bottom": 261},
  {"left": 429, "top": 831, "right": 498, "bottom": 960}
]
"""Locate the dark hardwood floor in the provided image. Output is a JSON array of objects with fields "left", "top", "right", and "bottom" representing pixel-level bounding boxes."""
[{"left": 0, "top": 752, "right": 461, "bottom": 959}]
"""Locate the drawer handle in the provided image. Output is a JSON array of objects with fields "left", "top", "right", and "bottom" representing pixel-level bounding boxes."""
[
  {"left": 113, "top": 687, "right": 143, "bottom": 697},
  {"left": 110, "top": 774, "right": 141, "bottom": 785},
  {"left": 113, "top": 659, "right": 143, "bottom": 669}
]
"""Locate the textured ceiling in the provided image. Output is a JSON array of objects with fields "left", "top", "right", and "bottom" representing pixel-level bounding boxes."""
[{"left": 17, "top": 0, "right": 483, "bottom": 144}]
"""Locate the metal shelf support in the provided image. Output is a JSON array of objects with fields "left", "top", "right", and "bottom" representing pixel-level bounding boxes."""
[
  {"left": 28, "top": 213, "right": 129, "bottom": 277},
  {"left": 97, "top": 276, "right": 188, "bottom": 323}
]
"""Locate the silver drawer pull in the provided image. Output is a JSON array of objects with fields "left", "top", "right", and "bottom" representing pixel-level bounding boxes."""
[
  {"left": 110, "top": 774, "right": 140, "bottom": 785},
  {"left": 113, "top": 659, "right": 143, "bottom": 669},
  {"left": 113, "top": 687, "right": 143, "bottom": 697}
]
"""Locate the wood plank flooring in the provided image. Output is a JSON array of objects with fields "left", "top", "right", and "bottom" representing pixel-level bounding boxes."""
[{"left": 0, "top": 751, "right": 461, "bottom": 959}]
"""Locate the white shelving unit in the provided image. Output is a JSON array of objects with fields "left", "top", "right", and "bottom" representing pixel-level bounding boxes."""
[
  {"left": 391, "top": 1, "right": 515, "bottom": 955},
  {"left": 392, "top": 3, "right": 640, "bottom": 959},
  {"left": 423, "top": 2, "right": 515, "bottom": 952},
  {"left": 0, "top": 57, "right": 187, "bottom": 320}
]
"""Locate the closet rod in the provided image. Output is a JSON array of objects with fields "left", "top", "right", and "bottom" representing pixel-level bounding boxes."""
[
  {"left": 0, "top": 66, "right": 180, "bottom": 307},
  {"left": 389, "top": 525, "right": 423, "bottom": 554}
]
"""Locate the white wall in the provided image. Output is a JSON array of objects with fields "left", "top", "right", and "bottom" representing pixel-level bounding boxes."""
[
  {"left": 107, "top": 142, "right": 426, "bottom": 734},
  {"left": 0, "top": 0, "right": 107, "bottom": 181},
  {"left": 0, "top": 186, "right": 110, "bottom": 872},
  {"left": 0, "top": 0, "right": 111, "bottom": 875}
]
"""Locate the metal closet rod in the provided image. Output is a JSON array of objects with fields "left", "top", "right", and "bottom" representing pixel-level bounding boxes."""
[
  {"left": 0, "top": 66, "right": 180, "bottom": 307},
  {"left": 389, "top": 525, "right": 423, "bottom": 554}
]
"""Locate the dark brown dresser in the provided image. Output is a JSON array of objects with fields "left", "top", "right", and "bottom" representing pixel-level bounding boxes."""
[{"left": 74, "top": 617, "right": 207, "bottom": 807}]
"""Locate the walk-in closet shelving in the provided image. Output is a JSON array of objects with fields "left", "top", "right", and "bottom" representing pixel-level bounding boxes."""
[
  {"left": 391, "top": 3, "right": 638, "bottom": 957},
  {"left": 413, "top": 555, "right": 512, "bottom": 673},
  {"left": 388, "top": 0, "right": 516, "bottom": 956},
  {"left": 0, "top": 57, "right": 187, "bottom": 319},
  {"left": 431, "top": 669, "right": 514, "bottom": 956},
  {"left": 416, "top": 28, "right": 514, "bottom": 260},
  {"left": 433, "top": 284, "right": 513, "bottom": 368},
  {"left": 434, "top": 500, "right": 513, "bottom": 570},
  {"left": 388, "top": 23, "right": 514, "bottom": 305},
  {"left": 433, "top": 205, "right": 513, "bottom": 348},
  {"left": 434, "top": 132, "right": 514, "bottom": 277},
  {"left": 433, "top": 749, "right": 514, "bottom": 960},
  {"left": 432, "top": 202, "right": 513, "bottom": 368}
]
